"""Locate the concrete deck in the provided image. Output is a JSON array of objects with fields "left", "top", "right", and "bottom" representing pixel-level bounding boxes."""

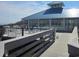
[
  {"left": 41, "top": 27, "right": 79, "bottom": 57},
  {"left": 40, "top": 33, "right": 71, "bottom": 57}
]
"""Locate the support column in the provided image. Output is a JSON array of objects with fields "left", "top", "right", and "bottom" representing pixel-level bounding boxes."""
[
  {"left": 49, "top": 19, "right": 52, "bottom": 29},
  {"left": 28, "top": 19, "right": 30, "bottom": 33},
  {"left": 63, "top": 18, "right": 66, "bottom": 31},
  {"left": 38, "top": 19, "right": 40, "bottom": 30}
]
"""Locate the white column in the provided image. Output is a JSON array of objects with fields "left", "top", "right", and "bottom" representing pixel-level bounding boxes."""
[{"left": 28, "top": 19, "right": 30, "bottom": 33}]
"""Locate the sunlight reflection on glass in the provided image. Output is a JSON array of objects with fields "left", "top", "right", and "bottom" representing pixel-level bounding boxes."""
[{"left": 67, "top": 8, "right": 78, "bottom": 17}]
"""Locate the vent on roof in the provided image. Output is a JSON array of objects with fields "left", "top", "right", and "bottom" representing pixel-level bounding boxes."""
[{"left": 48, "top": 1, "right": 64, "bottom": 8}]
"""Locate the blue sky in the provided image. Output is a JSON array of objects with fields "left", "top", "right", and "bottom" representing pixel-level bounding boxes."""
[{"left": 0, "top": 1, "right": 79, "bottom": 25}]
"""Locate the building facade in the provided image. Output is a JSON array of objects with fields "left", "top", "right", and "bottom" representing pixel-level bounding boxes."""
[{"left": 22, "top": 2, "right": 79, "bottom": 32}]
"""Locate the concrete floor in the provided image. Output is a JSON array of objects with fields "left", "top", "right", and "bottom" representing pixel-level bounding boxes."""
[{"left": 40, "top": 33, "right": 71, "bottom": 57}]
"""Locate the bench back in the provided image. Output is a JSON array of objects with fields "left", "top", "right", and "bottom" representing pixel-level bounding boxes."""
[{"left": 2, "top": 29, "right": 55, "bottom": 57}]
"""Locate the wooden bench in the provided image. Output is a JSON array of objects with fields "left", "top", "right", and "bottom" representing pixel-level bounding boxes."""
[{"left": 0, "top": 29, "right": 55, "bottom": 57}]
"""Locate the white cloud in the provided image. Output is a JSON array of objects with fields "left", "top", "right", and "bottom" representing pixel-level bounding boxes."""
[{"left": 0, "top": 1, "right": 49, "bottom": 24}]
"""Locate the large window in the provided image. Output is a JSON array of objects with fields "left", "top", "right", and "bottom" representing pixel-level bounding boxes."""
[
  {"left": 28, "top": 19, "right": 50, "bottom": 29},
  {"left": 51, "top": 19, "right": 63, "bottom": 27},
  {"left": 39, "top": 19, "right": 49, "bottom": 27},
  {"left": 28, "top": 19, "right": 38, "bottom": 29}
]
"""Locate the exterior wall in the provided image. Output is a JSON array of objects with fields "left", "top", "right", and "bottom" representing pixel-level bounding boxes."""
[
  {"left": 27, "top": 18, "right": 79, "bottom": 32},
  {"left": 68, "top": 27, "right": 79, "bottom": 57}
]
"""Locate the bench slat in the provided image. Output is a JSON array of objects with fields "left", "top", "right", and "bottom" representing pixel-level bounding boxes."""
[{"left": 8, "top": 40, "right": 42, "bottom": 57}]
